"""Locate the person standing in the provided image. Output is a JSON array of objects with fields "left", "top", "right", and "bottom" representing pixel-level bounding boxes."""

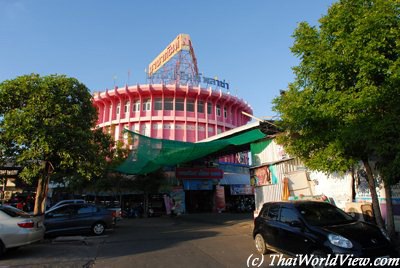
[{"left": 16, "top": 200, "right": 24, "bottom": 210}]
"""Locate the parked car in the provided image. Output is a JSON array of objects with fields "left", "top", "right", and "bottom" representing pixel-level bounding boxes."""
[
  {"left": 253, "top": 201, "right": 395, "bottom": 261},
  {"left": 44, "top": 203, "right": 114, "bottom": 237},
  {"left": 48, "top": 199, "right": 86, "bottom": 210},
  {"left": 0, "top": 205, "right": 45, "bottom": 257}
]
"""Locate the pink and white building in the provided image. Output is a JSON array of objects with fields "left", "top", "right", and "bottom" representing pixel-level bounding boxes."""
[{"left": 92, "top": 84, "right": 252, "bottom": 144}]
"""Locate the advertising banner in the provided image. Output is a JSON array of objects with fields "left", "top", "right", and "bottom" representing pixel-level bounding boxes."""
[
  {"left": 253, "top": 166, "right": 271, "bottom": 186},
  {"left": 183, "top": 179, "right": 214, "bottom": 190},
  {"left": 230, "top": 185, "right": 254, "bottom": 195},
  {"left": 170, "top": 187, "right": 185, "bottom": 215},
  {"left": 215, "top": 185, "right": 226, "bottom": 212},
  {"left": 176, "top": 167, "right": 224, "bottom": 179}
]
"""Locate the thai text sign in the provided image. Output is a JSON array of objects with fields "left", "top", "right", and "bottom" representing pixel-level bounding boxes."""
[
  {"left": 0, "top": 167, "right": 21, "bottom": 178},
  {"left": 148, "top": 34, "right": 191, "bottom": 76},
  {"left": 149, "top": 72, "right": 230, "bottom": 90},
  {"left": 176, "top": 167, "right": 224, "bottom": 179},
  {"left": 183, "top": 180, "right": 214, "bottom": 190}
]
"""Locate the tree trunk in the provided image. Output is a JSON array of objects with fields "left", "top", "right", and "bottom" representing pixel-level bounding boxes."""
[
  {"left": 384, "top": 183, "right": 395, "bottom": 239},
  {"left": 2, "top": 177, "right": 7, "bottom": 205},
  {"left": 33, "top": 161, "right": 52, "bottom": 215},
  {"left": 351, "top": 167, "right": 356, "bottom": 200},
  {"left": 362, "top": 160, "right": 385, "bottom": 230}
]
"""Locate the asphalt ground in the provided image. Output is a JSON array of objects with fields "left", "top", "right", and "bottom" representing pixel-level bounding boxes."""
[
  {"left": 0, "top": 213, "right": 256, "bottom": 268},
  {"left": 0, "top": 213, "right": 399, "bottom": 268}
]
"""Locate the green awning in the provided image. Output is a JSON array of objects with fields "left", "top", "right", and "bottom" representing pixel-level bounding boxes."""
[{"left": 116, "top": 128, "right": 266, "bottom": 175}]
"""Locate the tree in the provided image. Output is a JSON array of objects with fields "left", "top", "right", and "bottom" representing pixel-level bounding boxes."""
[
  {"left": 273, "top": 0, "right": 400, "bottom": 235},
  {"left": 132, "top": 170, "right": 166, "bottom": 217},
  {"left": 0, "top": 74, "right": 111, "bottom": 215},
  {"left": 88, "top": 140, "right": 132, "bottom": 205},
  {"left": 49, "top": 127, "right": 115, "bottom": 199}
]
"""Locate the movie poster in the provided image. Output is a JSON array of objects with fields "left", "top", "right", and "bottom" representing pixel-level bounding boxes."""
[{"left": 215, "top": 185, "right": 226, "bottom": 212}]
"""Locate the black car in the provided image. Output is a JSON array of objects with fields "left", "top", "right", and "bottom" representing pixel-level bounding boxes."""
[
  {"left": 253, "top": 201, "right": 395, "bottom": 260},
  {"left": 44, "top": 203, "right": 114, "bottom": 236}
]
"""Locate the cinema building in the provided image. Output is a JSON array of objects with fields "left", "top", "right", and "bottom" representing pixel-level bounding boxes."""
[
  {"left": 92, "top": 84, "right": 252, "bottom": 142},
  {"left": 92, "top": 34, "right": 255, "bottom": 213}
]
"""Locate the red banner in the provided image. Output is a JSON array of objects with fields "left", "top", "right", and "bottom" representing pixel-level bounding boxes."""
[
  {"left": 215, "top": 185, "right": 226, "bottom": 212},
  {"left": 176, "top": 167, "right": 223, "bottom": 179}
]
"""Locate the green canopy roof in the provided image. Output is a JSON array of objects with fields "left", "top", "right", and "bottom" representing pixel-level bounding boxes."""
[{"left": 115, "top": 128, "right": 266, "bottom": 175}]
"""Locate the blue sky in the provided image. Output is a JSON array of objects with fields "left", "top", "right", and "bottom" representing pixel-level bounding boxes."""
[{"left": 0, "top": 0, "right": 335, "bottom": 118}]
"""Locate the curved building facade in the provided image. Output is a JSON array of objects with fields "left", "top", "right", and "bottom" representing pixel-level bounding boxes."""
[{"left": 93, "top": 83, "right": 252, "bottom": 143}]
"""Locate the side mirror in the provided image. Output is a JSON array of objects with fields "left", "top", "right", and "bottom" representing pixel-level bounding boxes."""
[{"left": 347, "top": 211, "right": 356, "bottom": 218}]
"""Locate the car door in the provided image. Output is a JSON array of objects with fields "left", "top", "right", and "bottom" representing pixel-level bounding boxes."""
[
  {"left": 45, "top": 205, "right": 76, "bottom": 234},
  {"left": 276, "top": 205, "right": 311, "bottom": 255},
  {"left": 258, "top": 204, "right": 281, "bottom": 250},
  {"left": 72, "top": 204, "right": 97, "bottom": 231}
]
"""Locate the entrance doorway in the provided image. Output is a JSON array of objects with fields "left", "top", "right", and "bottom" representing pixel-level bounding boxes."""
[{"left": 185, "top": 190, "right": 214, "bottom": 213}]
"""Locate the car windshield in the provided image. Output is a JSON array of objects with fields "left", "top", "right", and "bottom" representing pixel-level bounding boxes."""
[
  {"left": 0, "top": 205, "right": 31, "bottom": 217},
  {"left": 295, "top": 202, "right": 355, "bottom": 226}
]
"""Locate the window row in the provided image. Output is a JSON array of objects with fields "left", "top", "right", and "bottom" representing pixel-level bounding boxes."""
[{"left": 112, "top": 99, "right": 231, "bottom": 117}]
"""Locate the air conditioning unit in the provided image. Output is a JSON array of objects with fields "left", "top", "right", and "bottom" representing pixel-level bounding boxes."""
[{"left": 345, "top": 202, "right": 375, "bottom": 224}]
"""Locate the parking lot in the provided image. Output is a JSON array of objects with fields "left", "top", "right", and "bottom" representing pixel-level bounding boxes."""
[
  {"left": 2, "top": 212, "right": 399, "bottom": 268},
  {"left": 0, "top": 213, "right": 261, "bottom": 268}
]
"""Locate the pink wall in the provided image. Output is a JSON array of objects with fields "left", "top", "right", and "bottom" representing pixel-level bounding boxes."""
[{"left": 92, "top": 84, "right": 252, "bottom": 143}]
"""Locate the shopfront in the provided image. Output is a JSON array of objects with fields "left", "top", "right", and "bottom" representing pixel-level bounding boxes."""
[
  {"left": 219, "top": 173, "right": 254, "bottom": 212},
  {"left": 177, "top": 167, "right": 223, "bottom": 213}
]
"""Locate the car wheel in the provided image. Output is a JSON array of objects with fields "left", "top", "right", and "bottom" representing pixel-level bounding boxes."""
[
  {"left": 254, "top": 234, "right": 269, "bottom": 255},
  {"left": 92, "top": 222, "right": 106, "bottom": 235},
  {"left": 0, "top": 240, "right": 5, "bottom": 258},
  {"left": 310, "top": 250, "right": 327, "bottom": 268}
]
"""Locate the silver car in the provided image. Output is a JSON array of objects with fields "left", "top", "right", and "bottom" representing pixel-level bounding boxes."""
[{"left": 0, "top": 205, "right": 45, "bottom": 257}]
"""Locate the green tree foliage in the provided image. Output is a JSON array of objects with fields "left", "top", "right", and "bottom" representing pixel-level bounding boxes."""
[
  {"left": 132, "top": 170, "right": 167, "bottom": 217},
  {"left": 50, "top": 128, "right": 115, "bottom": 196},
  {"left": 273, "top": 0, "right": 400, "bottom": 233},
  {"left": 0, "top": 74, "right": 112, "bottom": 214},
  {"left": 87, "top": 140, "right": 132, "bottom": 196}
]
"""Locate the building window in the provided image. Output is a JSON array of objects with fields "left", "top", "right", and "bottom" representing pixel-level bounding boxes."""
[
  {"left": 164, "top": 124, "right": 172, "bottom": 129},
  {"left": 224, "top": 107, "right": 227, "bottom": 118},
  {"left": 216, "top": 104, "right": 221, "bottom": 117},
  {"left": 141, "top": 124, "right": 150, "bottom": 136},
  {"left": 187, "top": 99, "right": 195, "bottom": 112},
  {"left": 207, "top": 102, "right": 212, "bottom": 114},
  {"left": 143, "top": 99, "right": 151, "bottom": 111},
  {"left": 198, "top": 100, "right": 204, "bottom": 113},
  {"left": 175, "top": 98, "right": 184, "bottom": 111},
  {"left": 123, "top": 131, "right": 129, "bottom": 142},
  {"left": 133, "top": 101, "right": 140, "bottom": 112},
  {"left": 124, "top": 101, "right": 130, "bottom": 113},
  {"left": 154, "top": 98, "right": 162, "bottom": 110},
  {"left": 116, "top": 103, "right": 120, "bottom": 115},
  {"left": 164, "top": 98, "right": 173, "bottom": 110}
]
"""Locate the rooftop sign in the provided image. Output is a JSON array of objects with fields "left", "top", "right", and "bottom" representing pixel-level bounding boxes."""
[{"left": 148, "top": 34, "right": 191, "bottom": 76}]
